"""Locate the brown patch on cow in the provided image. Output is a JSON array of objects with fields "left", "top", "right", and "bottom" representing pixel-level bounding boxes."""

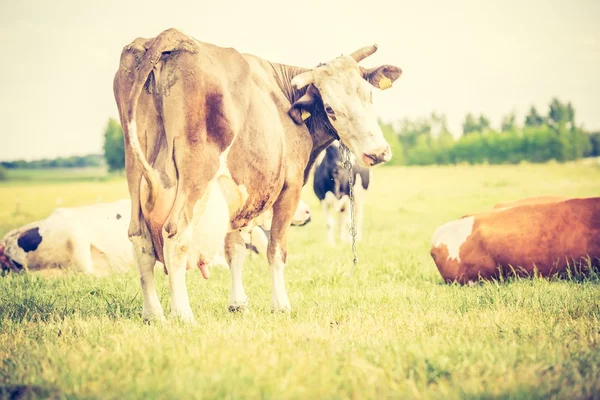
[{"left": 204, "top": 92, "right": 235, "bottom": 151}]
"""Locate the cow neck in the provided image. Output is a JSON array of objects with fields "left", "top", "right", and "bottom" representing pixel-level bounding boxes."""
[{"left": 270, "top": 62, "right": 338, "bottom": 184}]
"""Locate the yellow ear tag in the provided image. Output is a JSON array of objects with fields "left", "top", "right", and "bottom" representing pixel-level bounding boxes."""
[
  {"left": 301, "top": 110, "right": 311, "bottom": 121},
  {"left": 379, "top": 77, "right": 392, "bottom": 90}
]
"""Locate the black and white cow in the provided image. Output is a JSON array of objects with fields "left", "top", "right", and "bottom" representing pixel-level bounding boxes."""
[
  {"left": 313, "top": 142, "right": 369, "bottom": 245},
  {"left": 0, "top": 200, "right": 312, "bottom": 276}
]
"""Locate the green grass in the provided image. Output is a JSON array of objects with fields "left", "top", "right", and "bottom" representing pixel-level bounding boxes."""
[{"left": 1, "top": 162, "right": 600, "bottom": 399}]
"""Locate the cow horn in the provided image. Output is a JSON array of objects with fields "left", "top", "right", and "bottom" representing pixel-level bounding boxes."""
[
  {"left": 291, "top": 71, "right": 314, "bottom": 90},
  {"left": 350, "top": 44, "right": 378, "bottom": 63}
]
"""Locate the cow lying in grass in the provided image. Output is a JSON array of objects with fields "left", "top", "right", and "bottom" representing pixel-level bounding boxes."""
[
  {"left": 0, "top": 200, "right": 311, "bottom": 275},
  {"left": 431, "top": 196, "right": 600, "bottom": 284}
]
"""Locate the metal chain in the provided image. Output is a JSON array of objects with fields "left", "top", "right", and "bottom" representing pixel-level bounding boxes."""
[{"left": 340, "top": 143, "right": 359, "bottom": 274}]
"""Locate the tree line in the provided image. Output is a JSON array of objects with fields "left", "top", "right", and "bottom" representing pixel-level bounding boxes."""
[
  {"left": 383, "top": 98, "right": 600, "bottom": 166},
  {"left": 102, "top": 98, "right": 599, "bottom": 171},
  {"left": 4, "top": 97, "right": 596, "bottom": 178},
  {"left": 0, "top": 154, "right": 104, "bottom": 170}
]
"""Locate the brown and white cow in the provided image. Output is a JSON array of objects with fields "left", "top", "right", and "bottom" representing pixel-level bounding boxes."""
[
  {"left": 113, "top": 28, "right": 402, "bottom": 322},
  {"left": 431, "top": 197, "right": 600, "bottom": 284}
]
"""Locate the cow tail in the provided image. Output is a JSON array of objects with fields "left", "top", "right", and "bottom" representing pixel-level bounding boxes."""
[{"left": 124, "top": 31, "right": 179, "bottom": 211}]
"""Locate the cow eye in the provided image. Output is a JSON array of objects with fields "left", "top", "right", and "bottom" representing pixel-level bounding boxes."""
[{"left": 324, "top": 105, "right": 335, "bottom": 115}]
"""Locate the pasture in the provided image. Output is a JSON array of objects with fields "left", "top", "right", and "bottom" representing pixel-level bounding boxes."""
[{"left": 1, "top": 162, "right": 600, "bottom": 399}]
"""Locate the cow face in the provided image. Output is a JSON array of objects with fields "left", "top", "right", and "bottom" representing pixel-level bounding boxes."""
[
  {"left": 291, "top": 200, "right": 311, "bottom": 226},
  {"left": 324, "top": 143, "right": 343, "bottom": 179},
  {"left": 289, "top": 46, "right": 402, "bottom": 167}
]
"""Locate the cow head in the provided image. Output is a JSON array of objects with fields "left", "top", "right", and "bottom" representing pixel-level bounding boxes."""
[
  {"left": 289, "top": 45, "right": 402, "bottom": 167},
  {"left": 291, "top": 200, "right": 311, "bottom": 226}
]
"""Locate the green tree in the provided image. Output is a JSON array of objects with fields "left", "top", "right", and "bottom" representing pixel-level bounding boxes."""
[
  {"left": 434, "top": 131, "right": 455, "bottom": 164},
  {"left": 478, "top": 114, "right": 491, "bottom": 132},
  {"left": 379, "top": 120, "right": 404, "bottom": 165},
  {"left": 501, "top": 112, "right": 517, "bottom": 132},
  {"left": 0, "top": 165, "right": 6, "bottom": 181},
  {"left": 462, "top": 113, "right": 479, "bottom": 135},
  {"left": 103, "top": 118, "right": 125, "bottom": 172},
  {"left": 588, "top": 132, "right": 600, "bottom": 157},
  {"left": 548, "top": 98, "right": 575, "bottom": 130},
  {"left": 525, "top": 106, "right": 544, "bottom": 127}
]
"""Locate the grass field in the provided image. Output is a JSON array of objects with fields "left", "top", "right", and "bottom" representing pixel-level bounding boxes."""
[{"left": 1, "top": 162, "right": 600, "bottom": 399}]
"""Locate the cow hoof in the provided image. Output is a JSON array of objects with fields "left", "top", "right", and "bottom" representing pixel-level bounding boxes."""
[
  {"left": 228, "top": 304, "right": 249, "bottom": 313},
  {"left": 170, "top": 309, "right": 196, "bottom": 324},
  {"left": 270, "top": 299, "right": 291, "bottom": 313},
  {"left": 142, "top": 310, "right": 166, "bottom": 324}
]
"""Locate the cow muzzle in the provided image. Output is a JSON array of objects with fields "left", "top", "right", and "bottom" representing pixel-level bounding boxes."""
[
  {"left": 361, "top": 144, "right": 392, "bottom": 166},
  {"left": 0, "top": 245, "right": 18, "bottom": 273}
]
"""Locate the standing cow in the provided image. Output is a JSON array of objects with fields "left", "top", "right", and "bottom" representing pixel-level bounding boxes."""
[
  {"left": 113, "top": 28, "right": 402, "bottom": 322},
  {"left": 313, "top": 142, "right": 369, "bottom": 245}
]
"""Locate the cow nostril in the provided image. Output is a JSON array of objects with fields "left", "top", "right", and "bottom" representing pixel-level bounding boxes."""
[{"left": 362, "top": 153, "right": 378, "bottom": 166}]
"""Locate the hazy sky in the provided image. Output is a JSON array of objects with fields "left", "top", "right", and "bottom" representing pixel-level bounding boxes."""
[{"left": 0, "top": 0, "right": 598, "bottom": 161}]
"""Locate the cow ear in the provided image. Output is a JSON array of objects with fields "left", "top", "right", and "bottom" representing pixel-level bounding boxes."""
[
  {"left": 360, "top": 65, "right": 402, "bottom": 90},
  {"left": 288, "top": 92, "right": 315, "bottom": 125}
]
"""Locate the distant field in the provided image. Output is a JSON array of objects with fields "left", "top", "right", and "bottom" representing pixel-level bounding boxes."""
[
  {"left": 0, "top": 162, "right": 599, "bottom": 399},
  {"left": 1, "top": 167, "right": 113, "bottom": 184}
]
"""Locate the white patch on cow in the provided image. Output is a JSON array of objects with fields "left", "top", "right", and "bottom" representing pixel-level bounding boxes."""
[
  {"left": 209, "top": 254, "right": 229, "bottom": 268},
  {"left": 130, "top": 234, "right": 165, "bottom": 321},
  {"left": 188, "top": 180, "right": 230, "bottom": 268},
  {"left": 163, "top": 221, "right": 195, "bottom": 323},
  {"left": 229, "top": 241, "right": 249, "bottom": 311},
  {"left": 322, "top": 192, "right": 337, "bottom": 246},
  {"left": 217, "top": 143, "right": 233, "bottom": 178},
  {"left": 270, "top": 246, "right": 290, "bottom": 312},
  {"left": 431, "top": 216, "right": 475, "bottom": 262},
  {"left": 291, "top": 199, "right": 311, "bottom": 226},
  {"left": 245, "top": 227, "right": 268, "bottom": 256}
]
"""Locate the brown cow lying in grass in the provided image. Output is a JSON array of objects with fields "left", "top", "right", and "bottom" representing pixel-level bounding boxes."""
[{"left": 431, "top": 196, "right": 600, "bottom": 284}]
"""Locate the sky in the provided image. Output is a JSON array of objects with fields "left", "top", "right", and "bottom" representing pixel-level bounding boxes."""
[{"left": 0, "top": 0, "right": 598, "bottom": 161}]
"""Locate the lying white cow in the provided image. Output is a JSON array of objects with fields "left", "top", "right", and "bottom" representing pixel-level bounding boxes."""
[
  {"left": 0, "top": 199, "right": 311, "bottom": 275},
  {"left": 0, "top": 200, "right": 133, "bottom": 275}
]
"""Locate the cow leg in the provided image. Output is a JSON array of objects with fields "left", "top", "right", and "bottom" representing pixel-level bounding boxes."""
[
  {"left": 130, "top": 224, "right": 164, "bottom": 321},
  {"left": 163, "top": 226, "right": 195, "bottom": 322},
  {"left": 268, "top": 187, "right": 301, "bottom": 312},
  {"left": 322, "top": 192, "right": 337, "bottom": 246},
  {"left": 354, "top": 186, "right": 365, "bottom": 242},
  {"left": 225, "top": 231, "right": 249, "bottom": 312},
  {"left": 70, "top": 239, "right": 95, "bottom": 274},
  {"left": 337, "top": 195, "right": 352, "bottom": 243},
  {"left": 162, "top": 134, "right": 224, "bottom": 323}
]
